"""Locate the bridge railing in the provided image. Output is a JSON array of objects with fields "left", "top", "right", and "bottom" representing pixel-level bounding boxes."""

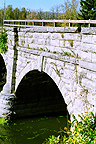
[{"left": 3, "top": 19, "right": 96, "bottom": 28}]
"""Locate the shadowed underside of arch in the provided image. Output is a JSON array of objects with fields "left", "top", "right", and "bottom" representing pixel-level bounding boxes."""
[
  {"left": 0, "top": 54, "right": 7, "bottom": 92},
  {"left": 14, "top": 56, "right": 73, "bottom": 119},
  {"left": 13, "top": 70, "right": 68, "bottom": 118}
]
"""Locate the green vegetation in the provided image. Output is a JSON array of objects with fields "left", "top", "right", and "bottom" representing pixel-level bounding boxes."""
[
  {"left": 0, "top": 118, "right": 8, "bottom": 141},
  {"left": 63, "top": 52, "right": 71, "bottom": 56},
  {"left": 59, "top": 0, "right": 79, "bottom": 20},
  {"left": 53, "top": 51, "right": 56, "bottom": 54},
  {"left": 1, "top": 0, "right": 96, "bottom": 26},
  {"left": 0, "top": 29, "right": 8, "bottom": 53},
  {"left": 0, "top": 118, "right": 8, "bottom": 125},
  {"left": 78, "top": 0, "right": 96, "bottom": 20},
  {"left": 0, "top": 0, "right": 79, "bottom": 26},
  {"left": 43, "top": 111, "right": 96, "bottom": 144}
]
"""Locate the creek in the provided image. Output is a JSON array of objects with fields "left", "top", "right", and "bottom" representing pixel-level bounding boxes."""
[
  {"left": 0, "top": 115, "right": 67, "bottom": 144},
  {"left": 0, "top": 57, "right": 68, "bottom": 144}
]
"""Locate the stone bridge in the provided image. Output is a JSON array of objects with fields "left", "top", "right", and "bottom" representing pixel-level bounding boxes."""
[{"left": 0, "top": 20, "right": 96, "bottom": 120}]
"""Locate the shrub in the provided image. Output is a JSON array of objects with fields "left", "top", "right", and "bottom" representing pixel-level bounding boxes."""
[
  {"left": 0, "top": 29, "right": 8, "bottom": 53},
  {"left": 64, "top": 111, "right": 96, "bottom": 144},
  {"left": 0, "top": 118, "right": 8, "bottom": 141},
  {"left": 0, "top": 118, "right": 8, "bottom": 125},
  {"left": 43, "top": 111, "right": 96, "bottom": 144}
]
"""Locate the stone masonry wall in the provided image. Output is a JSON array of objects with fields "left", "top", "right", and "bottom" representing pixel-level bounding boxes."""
[{"left": 0, "top": 26, "right": 96, "bottom": 119}]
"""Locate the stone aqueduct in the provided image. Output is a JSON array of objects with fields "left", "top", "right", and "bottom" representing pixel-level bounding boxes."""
[{"left": 0, "top": 20, "right": 96, "bottom": 120}]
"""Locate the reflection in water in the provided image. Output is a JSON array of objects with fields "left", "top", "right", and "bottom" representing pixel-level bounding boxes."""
[{"left": 0, "top": 116, "right": 67, "bottom": 144}]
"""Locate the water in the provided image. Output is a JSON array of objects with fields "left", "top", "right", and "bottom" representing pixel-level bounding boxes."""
[
  {"left": 0, "top": 63, "right": 68, "bottom": 144},
  {"left": 0, "top": 115, "right": 67, "bottom": 144}
]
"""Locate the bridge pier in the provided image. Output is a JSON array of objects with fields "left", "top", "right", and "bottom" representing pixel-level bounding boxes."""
[
  {"left": 0, "top": 27, "right": 18, "bottom": 119},
  {"left": 0, "top": 83, "right": 15, "bottom": 118}
]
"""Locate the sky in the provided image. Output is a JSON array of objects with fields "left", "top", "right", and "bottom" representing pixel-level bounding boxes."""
[{"left": 0, "top": 0, "right": 65, "bottom": 11}]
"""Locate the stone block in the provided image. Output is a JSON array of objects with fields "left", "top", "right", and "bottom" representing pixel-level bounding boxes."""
[
  {"left": 82, "top": 35, "right": 94, "bottom": 44},
  {"left": 64, "top": 33, "right": 81, "bottom": 41},
  {"left": 81, "top": 27, "right": 96, "bottom": 34},
  {"left": 87, "top": 92, "right": 96, "bottom": 106},
  {"left": 58, "top": 80, "right": 65, "bottom": 90},
  {"left": 51, "top": 39, "right": 59, "bottom": 47},
  {"left": 73, "top": 41, "right": 96, "bottom": 53},
  {"left": 54, "top": 47, "right": 63, "bottom": 53},
  {"left": 38, "top": 39, "right": 44, "bottom": 45},
  {"left": 51, "top": 33, "right": 61, "bottom": 39},
  {"left": 59, "top": 40, "right": 65, "bottom": 47},
  {"left": 43, "top": 33, "right": 51, "bottom": 39},
  {"left": 64, "top": 27, "right": 78, "bottom": 33},
  {"left": 18, "top": 32, "right": 26, "bottom": 36},
  {"left": 87, "top": 71, "right": 96, "bottom": 81},
  {"left": 91, "top": 53, "right": 96, "bottom": 63},
  {"left": 54, "top": 27, "right": 65, "bottom": 33},
  {"left": 65, "top": 63, "right": 76, "bottom": 70},
  {"left": 67, "top": 102, "right": 73, "bottom": 114},
  {"left": 80, "top": 51, "right": 92, "bottom": 62},
  {"left": 79, "top": 60, "right": 96, "bottom": 72},
  {"left": 81, "top": 78, "right": 96, "bottom": 89},
  {"left": 27, "top": 33, "right": 33, "bottom": 38}
]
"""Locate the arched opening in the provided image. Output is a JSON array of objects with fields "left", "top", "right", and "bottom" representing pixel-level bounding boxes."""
[
  {"left": 14, "top": 70, "right": 69, "bottom": 118},
  {"left": 0, "top": 54, "right": 6, "bottom": 92}
]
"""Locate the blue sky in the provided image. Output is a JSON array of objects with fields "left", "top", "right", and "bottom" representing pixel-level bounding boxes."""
[{"left": 0, "top": 0, "right": 65, "bottom": 11}]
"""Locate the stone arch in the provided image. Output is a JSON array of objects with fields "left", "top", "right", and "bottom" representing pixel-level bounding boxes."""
[
  {"left": 14, "top": 56, "right": 70, "bottom": 118},
  {"left": 16, "top": 59, "right": 64, "bottom": 100},
  {"left": 44, "top": 68, "right": 70, "bottom": 114},
  {"left": 15, "top": 57, "right": 72, "bottom": 117},
  {"left": 42, "top": 58, "right": 93, "bottom": 120},
  {"left": 0, "top": 54, "right": 7, "bottom": 91},
  {"left": 14, "top": 69, "right": 68, "bottom": 118},
  {"left": 42, "top": 58, "right": 73, "bottom": 117},
  {"left": 43, "top": 67, "right": 66, "bottom": 103},
  {"left": 15, "top": 61, "right": 39, "bottom": 91}
]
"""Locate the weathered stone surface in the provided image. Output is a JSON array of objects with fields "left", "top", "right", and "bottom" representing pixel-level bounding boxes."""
[
  {"left": 81, "top": 27, "right": 96, "bottom": 34},
  {"left": 0, "top": 26, "right": 95, "bottom": 120}
]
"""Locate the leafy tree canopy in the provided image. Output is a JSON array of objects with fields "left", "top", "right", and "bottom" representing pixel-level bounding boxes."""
[
  {"left": 78, "top": 0, "right": 96, "bottom": 20},
  {"left": 60, "top": 0, "right": 79, "bottom": 20}
]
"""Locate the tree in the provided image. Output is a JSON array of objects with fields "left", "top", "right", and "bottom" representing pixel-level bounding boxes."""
[
  {"left": 60, "top": 0, "right": 79, "bottom": 20},
  {"left": 26, "top": 9, "right": 37, "bottom": 19},
  {"left": 5, "top": 5, "right": 14, "bottom": 20},
  {"left": 43, "top": 11, "right": 51, "bottom": 20},
  {"left": 36, "top": 9, "right": 44, "bottom": 19},
  {"left": 55, "top": 5, "right": 62, "bottom": 20},
  {"left": 78, "top": 0, "right": 96, "bottom": 20},
  {"left": 70, "top": 0, "right": 79, "bottom": 20},
  {"left": 20, "top": 7, "right": 27, "bottom": 20},
  {"left": 13, "top": 8, "right": 20, "bottom": 20},
  {"left": 0, "top": 9, "right": 4, "bottom": 25},
  {"left": 50, "top": 6, "right": 56, "bottom": 19}
]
